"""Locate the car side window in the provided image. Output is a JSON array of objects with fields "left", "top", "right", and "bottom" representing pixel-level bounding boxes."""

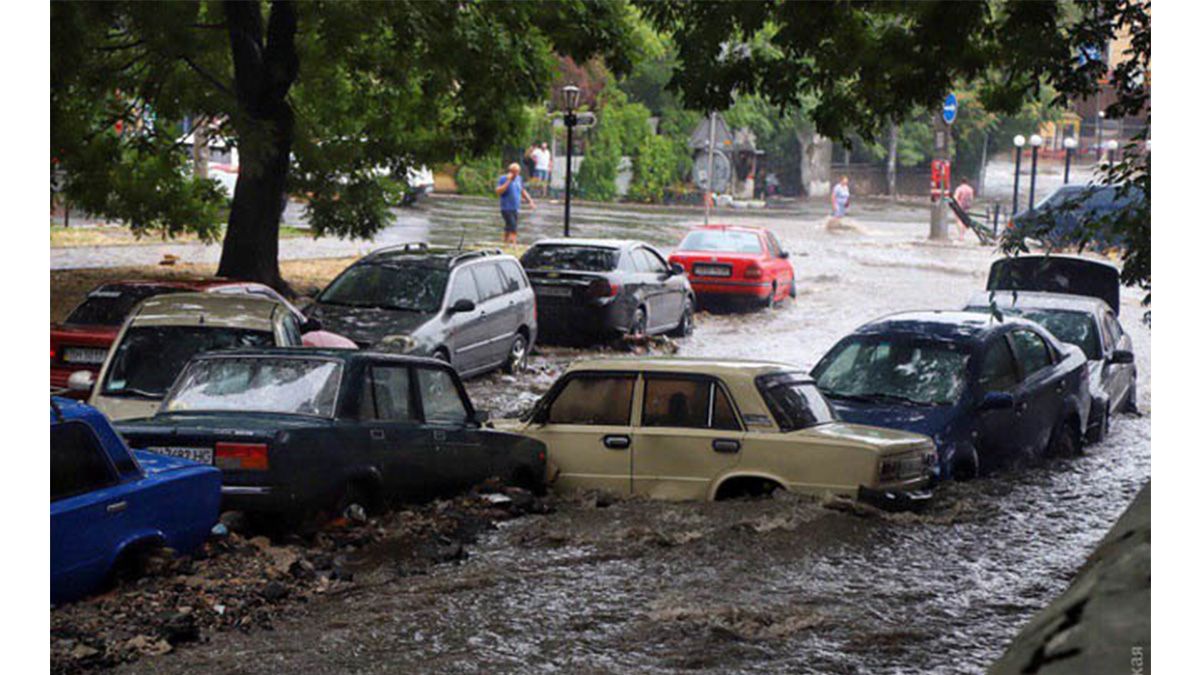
[
  {"left": 617, "top": 251, "right": 637, "bottom": 272},
  {"left": 472, "top": 263, "right": 507, "bottom": 300},
  {"left": 282, "top": 313, "right": 304, "bottom": 345},
  {"left": 642, "top": 377, "right": 742, "bottom": 430},
  {"left": 765, "top": 232, "right": 783, "bottom": 258},
  {"left": 546, "top": 375, "right": 635, "bottom": 425},
  {"left": 1010, "top": 330, "right": 1053, "bottom": 378},
  {"left": 362, "top": 366, "right": 414, "bottom": 422},
  {"left": 631, "top": 250, "right": 653, "bottom": 273},
  {"left": 1102, "top": 312, "right": 1122, "bottom": 347},
  {"left": 642, "top": 248, "right": 670, "bottom": 273},
  {"left": 417, "top": 367, "right": 469, "bottom": 425},
  {"left": 498, "top": 261, "right": 525, "bottom": 292},
  {"left": 711, "top": 385, "right": 740, "bottom": 431},
  {"left": 51, "top": 422, "right": 118, "bottom": 501},
  {"left": 447, "top": 269, "right": 479, "bottom": 307},
  {"left": 978, "top": 338, "right": 1020, "bottom": 392}
]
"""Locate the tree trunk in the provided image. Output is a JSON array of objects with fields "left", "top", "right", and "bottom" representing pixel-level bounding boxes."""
[
  {"left": 192, "top": 122, "right": 209, "bottom": 180},
  {"left": 216, "top": 0, "right": 298, "bottom": 293},
  {"left": 886, "top": 121, "right": 898, "bottom": 199}
]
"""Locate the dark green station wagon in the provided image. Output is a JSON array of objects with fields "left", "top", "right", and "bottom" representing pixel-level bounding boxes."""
[{"left": 116, "top": 348, "right": 547, "bottom": 521}]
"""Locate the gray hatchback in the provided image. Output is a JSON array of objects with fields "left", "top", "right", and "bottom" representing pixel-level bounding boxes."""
[{"left": 305, "top": 245, "right": 537, "bottom": 378}]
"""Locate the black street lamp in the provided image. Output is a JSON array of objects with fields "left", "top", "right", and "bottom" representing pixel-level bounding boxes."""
[
  {"left": 1028, "top": 133, "right": 1043, "bottom": 211},
  {"left": 1012, "top": 134, "right": 1025, "bottom": 215},
  {"left": 1063, "top": 136, "right": 1077, "bottom": 184},
  {"left": 559, "top": 84, "right": 581, "bottom": 238}
]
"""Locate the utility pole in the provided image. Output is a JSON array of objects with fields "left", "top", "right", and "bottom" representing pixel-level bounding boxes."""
[
  {"left": 929, "top": 112, "right": 951, "bottom": 240},
  {"left": 886, "top": 121, "right": 898, "bottom": 199},
  {"left": 704, "top": 111, "right": 716, "bottom": 225}
]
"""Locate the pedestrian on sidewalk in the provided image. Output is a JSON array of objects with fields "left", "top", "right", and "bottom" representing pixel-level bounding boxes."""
[
  {"left": 830, "top": 175, "right": 851, "bottom": 221},
  {"left": 953, "top": 178, "right": 976, "bottom": 240},
  {"left": 532, "top": 142, "right": 551, "bottom": 196},
  {"left": 495, "top": 162, "right": 536, "bottom": 245}
]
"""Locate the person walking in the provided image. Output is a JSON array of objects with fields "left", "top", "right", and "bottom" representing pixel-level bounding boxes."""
[
  {"left": 831, "top": 175, "right": 851, "bottom": 221},
  {"left": 532, "top": 142, "right": 552, "bottom": 196},
  {"left": 952, "top": 178, "right": 976, "bottom": 240},
  {"left": 495, "top": 162, "right": 536, "bottom": 245}
]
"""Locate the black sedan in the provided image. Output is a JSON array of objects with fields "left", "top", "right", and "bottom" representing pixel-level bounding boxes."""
[
  {"left": 115, "top": 348, "right": 547, "bottom": 522},
  {"left": 521, "top": 239, "right": 694, "bottom": 343}
]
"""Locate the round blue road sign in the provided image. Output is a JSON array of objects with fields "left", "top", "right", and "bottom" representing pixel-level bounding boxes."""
[{"left": 942, "top": 93, "right": 958, "bottom": 125}]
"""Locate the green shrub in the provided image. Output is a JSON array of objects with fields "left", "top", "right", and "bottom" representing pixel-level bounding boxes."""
[{"left": 455, "top": 155, "right": 502, "bottom": 196}]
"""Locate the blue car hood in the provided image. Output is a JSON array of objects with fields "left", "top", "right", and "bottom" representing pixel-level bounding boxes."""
[{"left": 828, "top": 399, "right": 958, "bottom": 441}]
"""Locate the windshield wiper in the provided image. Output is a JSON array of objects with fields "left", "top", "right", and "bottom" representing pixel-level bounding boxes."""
[
  {"left": 103, "top": 387, "right": 161, "bottom": 399},
  {"left": 857, "top": 392, "right": 935, "bottom": 406}
]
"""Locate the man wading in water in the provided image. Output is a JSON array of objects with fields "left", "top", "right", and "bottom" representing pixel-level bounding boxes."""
[{"left": 496, "top": 162, "right": 536, "bottom": 245}]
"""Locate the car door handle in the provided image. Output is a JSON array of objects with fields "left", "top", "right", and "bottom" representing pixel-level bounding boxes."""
[
  {"left": 106, "top": 501, "right": 128, "bottom": 514},
  {"left": 370, "top": 429, "right": 385, "bottom": 440},
  {"left": 603, "top": 434, "right": 630, "bottom": 450},
  {"left": 712, "top": 439, "right": 741, "bottom": 454}
]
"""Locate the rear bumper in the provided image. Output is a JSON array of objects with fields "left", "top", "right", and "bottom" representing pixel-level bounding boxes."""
[
  {"left": 536, "top": 299, "right": 626, "bottom": 340},
  {"left": 688, "top": 277, "right": 773, "bottom": 298},
  {"left": 857, "top": 483, "right": 934, "bottom": 511}
]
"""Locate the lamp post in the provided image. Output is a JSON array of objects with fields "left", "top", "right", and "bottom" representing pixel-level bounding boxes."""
[
  {"left": 559, "top": 84, "right": 581, "bottom": 237},
  {"left": 1028, "top": 134, "right": 1043, "bottom": 211},
  {"left": 1012, "top": 134, "right": 1025, "bottom": 215},
  {"left": 1104, "top": 139, "right": 1119, "bottom": 164},
  {"left": 1063, "top": 136, "right": 1077, "bottom": 184}
]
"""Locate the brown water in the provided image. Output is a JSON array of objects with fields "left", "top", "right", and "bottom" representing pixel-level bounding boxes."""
[{"left": 120, "top": 199, "right": 1151, "bottom": 674}]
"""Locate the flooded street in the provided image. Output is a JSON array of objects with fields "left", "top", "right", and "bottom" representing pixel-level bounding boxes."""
[{"left": 119, "top": 197, "right": 1150, "bottom": 674}]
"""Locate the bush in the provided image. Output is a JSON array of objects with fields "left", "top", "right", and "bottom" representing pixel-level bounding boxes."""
[
  {"left": 455, "top": 155, "right": 502, "bottom": 197},
  {"left": 627, "top": 134, "right": 676, "bottom": 203}
]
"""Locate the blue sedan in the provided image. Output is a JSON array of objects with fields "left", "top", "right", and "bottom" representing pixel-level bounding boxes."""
[
  {"left": 809, "top": 311, "right": 1091, "bottom": 480},
  {"left": 51, "top": 397, "right": 221, "bottom": 604}
]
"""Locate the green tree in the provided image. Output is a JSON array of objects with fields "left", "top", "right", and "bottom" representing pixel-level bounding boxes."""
[{"left": 52, "top": 0, "right": 636, "bottom": 290}]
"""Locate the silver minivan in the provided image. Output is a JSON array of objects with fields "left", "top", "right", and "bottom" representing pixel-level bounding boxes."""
[{"left": 305, "top": 245, "right": 538, "bottom": 378}]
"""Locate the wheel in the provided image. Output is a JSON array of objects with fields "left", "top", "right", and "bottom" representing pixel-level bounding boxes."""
[
  {"left": 334, "top": 481, "right": 375, "bottom": 521},
  {"left": 1086, "top": 405, "right": 1110, "bottom": 444},
  {"left": 788, "top": 279, "right": 797, "bottom": 299},
  {"left": 503, "top": 333, "right": 528, "bottom": 374},
  {"left": 1122, "top": 376, "right": 1138, "bottom": 414},
  {"left": 1048, "top": 418, "right": 1082, "bottom": 458},
  {"left": 949, "top": 446, "right": 979, "bottom": 481},
  {"left": 759, "top": 283, "right": 777, "bottom": 309},
  {"left": 629, "top": 307, "right": 648, "bottom": 337},
  {"left": 668, "top": 297, "right": 695, "bottom": 337}
]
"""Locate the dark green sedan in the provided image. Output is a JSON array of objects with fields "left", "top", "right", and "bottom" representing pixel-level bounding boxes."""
[{"left": 115, "top": 348, "right": 547, "bottom": 520}]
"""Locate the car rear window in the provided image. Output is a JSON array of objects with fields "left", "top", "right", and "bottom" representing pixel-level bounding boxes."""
[
  {"left": 678, "top": 230, "right": 763, "bottom": 254},
  {"left": 65, "top": 285, "right": 182, "bottom": 326},
  {"left": 102, "top": 326, "right": 275, "bottom": 399},
  {"left": 522, "top": 245, "right": 619, "bottom": 272}
]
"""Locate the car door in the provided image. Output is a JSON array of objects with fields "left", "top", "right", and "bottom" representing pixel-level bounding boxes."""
[
  {"left": 1101, "top": 309, "right": 1135, "bottom": 407},
  {"left": 415, "top": 365, "right": 486, "bottom": 492},
  {"left": 1009, "top": 328, "right": 1062, "bottom": 454},
  {"left": 633, "top": 247, "right": 678, "bottom": 332},
  {"left": 470, "top": 261, "right": 516, "bottom": 367},
  {"left": 359, "top": 363, "right": 438, "bottom": 501},
  {"left": 529, "top": 372, "right": 638, "bottom": 495},
  {"left": 972, "top": 336, "right": 1027, "bottom": 467},
  {"left": 50, "top": 421, "right": 126, "bottom": 602},
  {"left": 631, "top": 374, "right": 743, "bottom": 500},
  {"left": 444, "top": 267, "right": 489, "bottom": 374},
  {"left": 763, "top": 230, "right": 793, "bottom": 293}
]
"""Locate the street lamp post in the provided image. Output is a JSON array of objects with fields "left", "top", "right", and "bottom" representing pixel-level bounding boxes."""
[
  {"left": 1063, "top": 136, "right": 1078, "bottom": 184},
  {"left": 1012, "top": 135, "right": 1025, "bottom": 215},
  {"left": 559, "top": 84, "right": 581, "bottom": 238},
  {"left": 1028, "top": 134, "right": 1043, "bottom": 211}
]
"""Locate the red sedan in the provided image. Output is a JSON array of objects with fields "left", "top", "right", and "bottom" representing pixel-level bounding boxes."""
[
  {"left": 668, "top": 225, "right": 795, "bottom": 309},
  {"left": 51, "top": 279, "right": 354, "bottom": 396}
]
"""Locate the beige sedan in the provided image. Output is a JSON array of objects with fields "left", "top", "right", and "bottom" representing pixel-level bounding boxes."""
[{"left": 505, "top": 357, "right": 937, "bottom": 504}]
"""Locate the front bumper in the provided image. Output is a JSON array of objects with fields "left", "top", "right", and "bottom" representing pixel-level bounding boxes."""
[{"left": 857, "top": 485, "right": 934, "bottom": 512}]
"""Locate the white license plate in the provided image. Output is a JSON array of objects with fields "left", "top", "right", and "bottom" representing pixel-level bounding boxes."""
[
  {"left": 148, "top": 446, "right": 213, "bottom": 464},
  {"left": 693, "top": 264, "right": 732, "bottom": 277},
  {"left": 63, "top": 347, "right": 108, "bottom": 365},
  {"left": 536, "top": 286, "right": 574, "bottom": 298}
]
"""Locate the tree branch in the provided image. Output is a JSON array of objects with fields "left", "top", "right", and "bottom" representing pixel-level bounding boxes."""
[{"left": 181, "top": 54, "right": 235, "bottom": 99}]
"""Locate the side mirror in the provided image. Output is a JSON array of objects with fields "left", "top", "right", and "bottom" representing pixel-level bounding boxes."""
[
  {"left": 67, "top": 370, "right": 96, "bottom": 393},
  {"left": 780, "top": 251, "right": 790, "bottom": 259},
  {"left": 472, "top": 409, "right": 491, "bottom": 426},
  {"left": 977, "top": 391, "right": 1015, "bottom": 412},
  {"left": 1108, "top": 349, "right": 1134, "bottom": 365},
  {"left": 448, "top": 298, "right": 476, "bottom": 314},
  {"left": 301, "top": 317, "right": 323, "bottom": 333},
  {"left": 669, "top": 262, "right": 685, "bottom": 276}
]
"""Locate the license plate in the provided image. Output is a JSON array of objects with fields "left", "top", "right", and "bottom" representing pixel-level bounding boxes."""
[
  {"left": 536, "top": 286, "right": 574, "bottom": 298},
  {"left": 148, "top": 446, "right": 213, "bottom": 464},
  {"left": 693, "top": 264, "right": 732, "bottom": 277},
  {"left": 63, "top": 347, "right": 108, "bottom": 365}
]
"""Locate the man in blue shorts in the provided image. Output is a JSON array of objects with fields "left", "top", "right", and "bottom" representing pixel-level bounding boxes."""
[{"left": 495, "top": 162, "right": 536, "bottom": 244}]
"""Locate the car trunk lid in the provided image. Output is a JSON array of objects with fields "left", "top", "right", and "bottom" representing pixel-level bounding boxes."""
[{"left": 987, "top": 256, "right": 1121, "bottom": 315}]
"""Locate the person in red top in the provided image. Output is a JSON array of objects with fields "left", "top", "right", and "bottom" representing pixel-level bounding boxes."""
[{"left": 952, "top": 178, "right": 976, "bottom": 240}]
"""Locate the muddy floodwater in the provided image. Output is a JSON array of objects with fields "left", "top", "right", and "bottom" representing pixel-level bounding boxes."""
[{"left": 123, "top": 199, "right": 1151, "bottom": 674}]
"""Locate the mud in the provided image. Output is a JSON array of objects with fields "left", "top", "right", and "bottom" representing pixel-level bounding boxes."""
[{"left": 103, "top": 197, "right": 1148, "bottom": 674}]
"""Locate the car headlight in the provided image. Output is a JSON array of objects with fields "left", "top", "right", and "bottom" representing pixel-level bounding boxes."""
[{"left": 378, "top": 334, "right": 417, "bottom": 353}]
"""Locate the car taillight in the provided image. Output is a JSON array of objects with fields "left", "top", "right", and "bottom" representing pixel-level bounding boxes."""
[
  {"left": 50, "top": 345, "right": 56, "bottom": 361},
  {"left": 587, "top": 278, "right": 620, "bottom": 298},
  {"left": 215, "top": 442, "right": 269, "bottom": 471},
  {"left": 744, "top": 264, "right": 763, "bottom": 279}
]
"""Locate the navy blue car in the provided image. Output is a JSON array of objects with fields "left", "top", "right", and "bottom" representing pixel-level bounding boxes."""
[
  {"left": 51, "top": 397, "right": 221, "bottom": 604},
  {"left": 809, "top": 312, "right": 1091, "bottom": 480}
]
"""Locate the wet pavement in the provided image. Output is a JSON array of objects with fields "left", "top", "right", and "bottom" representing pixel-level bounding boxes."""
[{"left": 114, "top": 196, "right": 1150, "bottom": 674}]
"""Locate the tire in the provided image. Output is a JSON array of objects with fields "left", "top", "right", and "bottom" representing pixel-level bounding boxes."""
[
  {"left": 629, "top": 307, "right": 648, "bottom": 337},
  {"left": 1086, "top": 405, "right": 1110, "bottom": 444},
  {"left": 949, "top": 446, "right": 979, "bottom": 481},
  {"left": 1122, "top": 376, "right": 1138, "bottom": 414},
  {"left": 1049, "top": 418, "right": 1082, "bottom": 458},
  {"left": 668, "top": 297, "right": 695, "bottom": 337},
  {"left": 759, "top": 283, "right": 777, "bottom": 310},
  {"left": 788, "top": 279, "right": 797, "bottom": 299},
  {"left": 334, "top": 481, "right": 375, "bottom": 520},
  {"left": 503, "top": 333, "right": 529, "bottom": 374}
]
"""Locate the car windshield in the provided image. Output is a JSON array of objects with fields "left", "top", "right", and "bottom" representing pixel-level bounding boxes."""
[
  {"left": 102, "top": 326, "right": 275, "bottom": 398},
  {"left": 522, "top": 245, "right": 618, "bottom": 272},
  {"left": 164, "top": 357, "right": 342, "bottom": 417},
  {"left": 64, "top": 285, "right": 181, "bottom": 326},
  {"left": 678, "top": 230, "right": 763, "bottom": 254},
  {"left": 318, "top": 263, "right": 448, "bottom": 312},
  {"left": 813, "top": 337, "right": 969, "bottom": 406},
  {"left": 992, "top": 308, "right": 1100, "bottom": 360},
  {"left": 756, "top": 374, "right": 837, "bottom": 431}
]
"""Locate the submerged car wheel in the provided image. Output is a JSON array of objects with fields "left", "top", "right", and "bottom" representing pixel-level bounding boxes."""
[
  {"left": 1087, "top": 405, "right": 1110, "bottom": 444},
  {"left": 760, "top": 283, "right": 777, "bottom": 309},
  {"left": 1049, "top": 419, "right": 1082, "bottom": 458},
  {"left": 504, "top": 333, "right": 528, "bottom": 374},
  {"left": 1123, "top": 377, "right": 1138, "bottom": 414},
  {"left": 668, "top": 298, "right": 695, "bottom": 337},
  {"left": 949, "top": 446, "right": 979, "bottom": 481},
  {"left": 788, "top": 279, "right": 797, "bottom": 299}
]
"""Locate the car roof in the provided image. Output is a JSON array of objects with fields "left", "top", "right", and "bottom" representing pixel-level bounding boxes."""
[
  {"left": 52, "top": 396, "right": 108, "bottom": 426},
  {"left": 130, "top": 292, "right": 283, "bottom": 331},
  {"left": 358, "top": 244, "right": 512, "bottom": 268},
  {"left": 186, "top": 346, "right": 448, "bottom": 368},
  {"left": 528, "top": 238, "right": 645, "bottom": 250},
  {"left": 966, "top": 290, "right": 1109, "bottom": 314},
  {"left": 686, "top": 224, "right": 770, "bottom": 234},
  {"left": 851, "top": 310, "right": 1030, "bottom": 343},
  {"left": 566, "top": 356, "right": 807, "bottom": 380},
  {"left": 95, "top": 278, "right": 245, "bottom": 291}
]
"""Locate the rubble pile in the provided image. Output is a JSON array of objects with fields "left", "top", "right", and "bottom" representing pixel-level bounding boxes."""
[{"left": 51, "top": 484, "right": 550, "bottom": 674}]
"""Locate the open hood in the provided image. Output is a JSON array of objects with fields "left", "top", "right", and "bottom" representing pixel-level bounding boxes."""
[{"left": 986, "top": 256, "right": 1121, "bottom": 315}]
